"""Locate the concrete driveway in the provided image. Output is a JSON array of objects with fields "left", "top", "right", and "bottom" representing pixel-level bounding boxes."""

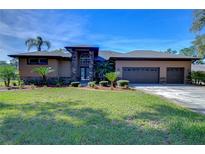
[{"left": 131, "top": 84, "right": 205, "bottom": 114}]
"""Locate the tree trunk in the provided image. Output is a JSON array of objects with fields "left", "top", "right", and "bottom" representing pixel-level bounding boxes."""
[
  {"left": 43, "top": 75, "right": 47, "bottom": 86},
  {"left": 4, "top": 78, "right": 10, "bottom": 87},
  {"left": 37, "top": 46, "right": 41, "bottom": 51},
  {"left": 110, "top": 82, "right": 114, "bottom": 90}
]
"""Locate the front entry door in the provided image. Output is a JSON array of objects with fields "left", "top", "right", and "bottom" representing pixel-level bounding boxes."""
[{"left": 80, "top": 67, "right": 89, "bottom": 80}]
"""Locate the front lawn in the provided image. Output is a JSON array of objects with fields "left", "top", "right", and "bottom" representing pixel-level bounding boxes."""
[{"left": 0, "top": 87, "right": 205, "bottom": 144}]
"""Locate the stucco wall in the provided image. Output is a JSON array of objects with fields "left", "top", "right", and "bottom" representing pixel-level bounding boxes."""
[
  {"left": 115, "top": 60, "right": 192, "bottom": 83},
  {"left": 58, "top": 60, "right": 71, "bottom": 77},
  {"left": 19, "top": 58, "right": 71, "bottom": 78}
]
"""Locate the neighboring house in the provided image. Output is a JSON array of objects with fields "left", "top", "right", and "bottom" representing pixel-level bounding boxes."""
[
  {"left": 191, "top": 64, "right": 205, "bottom": 72},
  {"left": 9, "top": 46, "right": 199, "bottom": 84}
]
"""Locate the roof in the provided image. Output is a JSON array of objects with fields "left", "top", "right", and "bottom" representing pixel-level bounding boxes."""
[
  {"left": 9, "top": 49, "right": 200, "bottom": 61},
  {"left": 192, "top": 64, "right": 205, "bottom": 72},
  {"left": 99, "top": 50, "right": 200, "bottom": 60},
  {"left": 9, "top": 50, "right": 71, "bottom": 58},
  {"left": 65, "top": 45, "right": 99, "bottom": 52}
]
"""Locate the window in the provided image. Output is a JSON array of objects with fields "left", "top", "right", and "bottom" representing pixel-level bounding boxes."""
[
  {"left": 39, "top": 59, "right": 48, "bottom": 65},
  {"left": 27, "top": 58, "right": 48, "bottom": 65},
  {"left": 80, "top": 53, "right": 90, "bottom": 66}
]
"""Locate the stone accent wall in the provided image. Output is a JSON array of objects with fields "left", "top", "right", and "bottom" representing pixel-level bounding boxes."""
[
  {"left": 88, "top": 50, "right": 94, "bottom": 81},
  {"left": 70, "top": 50, "right": 79, "bottom": 81}
]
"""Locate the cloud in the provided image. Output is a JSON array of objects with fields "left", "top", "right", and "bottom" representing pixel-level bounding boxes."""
[
  {"left": 0, "top": 10, "right": 89, "bottom": 48},
  {"left": 0, "top": 10, "right": 91, "bottom": 60}
]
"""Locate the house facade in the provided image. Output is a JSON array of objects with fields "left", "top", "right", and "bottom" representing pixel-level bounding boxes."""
[{"left": 9, "top": 46, "right": 199, "bottom": 84}]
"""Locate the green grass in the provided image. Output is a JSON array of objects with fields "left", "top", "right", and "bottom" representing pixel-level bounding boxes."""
[{"left": 0, "top": 87, "right": 205, "bottom": 144}]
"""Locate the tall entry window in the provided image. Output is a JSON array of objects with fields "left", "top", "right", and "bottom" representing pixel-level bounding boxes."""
[
  {"left": 80, "top": 53, "right": 90, "bottom": 66},
  {"left": 80, "top": 67, "right": 89, "bottom": 80}
]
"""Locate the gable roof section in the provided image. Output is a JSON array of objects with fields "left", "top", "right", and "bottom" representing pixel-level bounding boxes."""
[{"left": 99, "top": 50, "right": 199, "bottom": 60}]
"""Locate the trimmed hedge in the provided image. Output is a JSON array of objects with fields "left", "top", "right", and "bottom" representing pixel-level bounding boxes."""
[
  {"left": 70, "top": 82, "right": 80, "bottom": 87},
  {"left": 99, "top": 81, "right": 108, "bottom": 87},
  {"left": 88, "top": 81, "right": 96, "bottom": 88},
  {"left": 117, "top": 80, "right": 129, "bottom": 88}
]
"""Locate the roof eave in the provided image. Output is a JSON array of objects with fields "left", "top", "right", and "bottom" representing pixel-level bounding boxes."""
[
  {"left": 109, "top": 57, "right": 200, "bottom": 61},
  {"left": 8, "top": 54, "right": 71, "bottom": 59}
]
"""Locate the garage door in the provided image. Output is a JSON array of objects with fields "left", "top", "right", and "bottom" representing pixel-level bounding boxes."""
[
  {"left": 167, "top": 67, "right": 184, "bottom": 84},
  {"left": 122, "top": 67, "right": 160, "bottom": 83}
]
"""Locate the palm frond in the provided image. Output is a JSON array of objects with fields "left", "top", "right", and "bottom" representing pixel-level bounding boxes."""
[
  {"left": 43, "top": 41, "right": 51, "bottom": 50},
  {"left": 191, "top": 9, "right": 205, "bottom": 33},
  {"left": 25, "top": 38, "right": 37, "bottom": 51}
]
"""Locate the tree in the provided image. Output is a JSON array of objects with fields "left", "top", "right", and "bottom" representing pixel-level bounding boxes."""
[
  {"left": 33, "top": 67, "right": 54, "bottom": 85},
  {"left": 25, "top": 36, "right": 51, "bottom": 51},
  {"left": 0, "top": 61, "right": 7, "bottom": 66},
  {"left": 179, "top": 46, "right": 196, "bottom": 56},
  {"left": 105, "top": 72, "right": 118, "bottom": 89},
  {"left": 164, "top": 48, "right": 177, "bottom": 54},
  {"left": 94, "top": 61, "right": 114, "bottom": 81},
  {"left": 191, "top": 10, "right": 205, "bottom": 33},
  {"left": 192, "top": 35, "right": 205, "bottom": 59},
  {"left": 0, "top": 65, "right": 17, "bottom": 87},
  {"left": 10, "top": 58, "right": 18, "bottom": 68}
]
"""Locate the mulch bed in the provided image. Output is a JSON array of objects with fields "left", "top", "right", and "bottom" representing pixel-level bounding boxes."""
[{"left": 80, "top": 86, "right": 135, "bottom": 92}]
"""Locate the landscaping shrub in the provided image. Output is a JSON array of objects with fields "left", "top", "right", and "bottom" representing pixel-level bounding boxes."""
[
  {"left": 117, "top": 80, "right": 129, "bottom": 88},
  {"left": 19, "top": 80, "right": 25, "bottom": 89},
  {"left": 99, "top": 81, "right": 108, "bottom": 87},
  {"left": 88, "top": 81, "right": 96, "bottom": 88},
  {"left": 190, "top": 71, "right": 205, "bottom": 85},
  {"left": 70, "top": 82, "right": 80, "bottom": 87},
  {"left": 12, "top": 82, "right": 17, "bottom": 86}
]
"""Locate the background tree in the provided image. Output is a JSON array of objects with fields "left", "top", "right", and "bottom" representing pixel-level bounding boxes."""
[
  {"left": 190, "top": 10, "right": 205, "bottom": 62},
  {"left": 33, "top": 67, "right": 54, "bottom": 85},
  {"left": 94, "top": 61, "right": 114, "bottom": 81},
  {"left": 25, "top": 36, "right": 51, "bottom": 51},
  {"left": 0, "top": 65, "right": 17, "bottom": 87},
  {"left": 179, "top": 46, "right": 196, "bottom": 56},
  {"left": 192, "top": 35, "right": 205, "bottom": 59},
  {"left": 0, "top": 61, "right": 7, "bottom": 66},
  {"left": 9, "top": 58, "right": 18, "bottom": 68},
  {"left": 164, "top": 48, "right": 177, "bottom": 54},
  {"left": 105, "top": 72, "right": 118, "bottom": 90},
  {"left": 190, "top": 10, "right": 205, "bottom": 33}
]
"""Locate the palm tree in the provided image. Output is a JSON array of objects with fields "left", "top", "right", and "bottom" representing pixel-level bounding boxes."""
[
  {"left": 191, "top": 10, "right": 205, "bottom": 33},
  {"left": 25, "top": 36, "right": 51, "bottom": 51},
  {"left": 192, "top": 35, "right": 205, "bottom": 58},
  {"left": 105, "top": 72, "right": 118, "bottom": 90},
  {"left": 33, "top": 67, "right": 54, "bottom": 85}
]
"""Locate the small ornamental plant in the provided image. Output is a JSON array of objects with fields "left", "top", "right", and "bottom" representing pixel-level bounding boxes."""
[
  {"left": 99, "top": 81, "right": 108, "bottom": 87},
  {"left": 117, "top": 80, "right": 129, "bottom": 88},
  {"left": 70, "top": 82, "right": 80, "bottom": 87},
  {"left": 105, "top": 72, "right": 119, "bottom": 89}
]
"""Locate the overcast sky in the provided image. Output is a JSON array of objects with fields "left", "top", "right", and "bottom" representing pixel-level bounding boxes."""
[{"left": 0, "top": 9, "right": 195, "bottom": 61}]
